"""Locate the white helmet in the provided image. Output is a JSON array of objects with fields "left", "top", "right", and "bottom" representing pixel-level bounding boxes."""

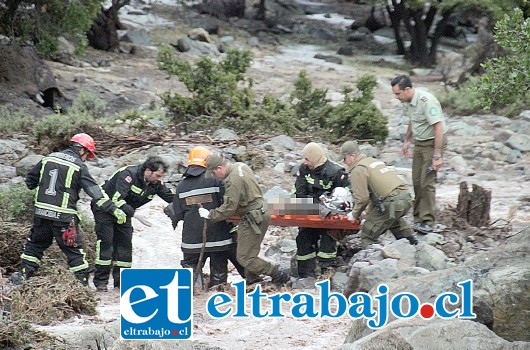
[{"left": 321, "top": 187, "right": 353, "bottom": 213}]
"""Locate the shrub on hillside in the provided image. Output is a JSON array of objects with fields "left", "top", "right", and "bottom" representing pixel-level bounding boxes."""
[
  {"left": 290, "top": 70, "right": 334, "bottom": 132},
  {"left": 0, "top": 184, "right": 34, "bottom": 223},
  {"left": 0, "top": 106, "right": 35, "bottom": 135},
  {"left": 33, "top": 92, "right": 109, "bottom": 153},
  {"left": 157, "top": 48, "right": 388, "bottom": 144},
  {"left": 327, "top": 76, "right": 388, "bottom": 143},
  {"left": 158, "top": 45, "right": 254, "bottom": 133},
  {"left": 440, "top": 77, "right": 486, "bottom": 115}
]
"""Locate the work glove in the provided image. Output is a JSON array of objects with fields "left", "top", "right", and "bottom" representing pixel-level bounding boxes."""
[
  {"left": 198, "top": 207, "right": 210, "bottom": 219},
  {"left": 113, "top": 208, "right": 127, "bottom": 224},
  {"left": 62, "top": 221, "right": 78, "bottom": 247}
]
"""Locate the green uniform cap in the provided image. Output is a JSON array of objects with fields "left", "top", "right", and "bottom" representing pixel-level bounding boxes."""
[
  {"left": 339, "top": 141, "right": 359, "bottom": 160},
  {"left": 205, "top": 154, "right": 225, "bottom": 171}
]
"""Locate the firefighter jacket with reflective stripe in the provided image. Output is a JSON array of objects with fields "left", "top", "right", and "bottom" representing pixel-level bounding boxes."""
[
  {"left": 26, "top": 146, "right": 117, "bottom": 223},
  {"left": 96, "top": 164, "right": 174, "bottom": 215},
  {"left": 209, "top": 162, "right": 265, "bottom": 222},
  {"left": 172, "top": 165, "right": 234, "bottom": 254},
  {"left": 294, "top": 159, "right": 350, "bottom": 201},
  {"left": 349, "top": 154, "right": 405, "bottom": 219}
]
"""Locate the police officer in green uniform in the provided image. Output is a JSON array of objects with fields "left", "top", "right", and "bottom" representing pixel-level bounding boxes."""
[
  {"left": 391, "top": 75, "right": 447, "bottom": 234},
  {"left": 340, "top": 141, "right": 419, "bottom": 248},
  {"left": 198, "top": 154, "right": 290, "bottom": 286},
  {"left": 13, "top": 134, "right": 127, "bottom": 286}
]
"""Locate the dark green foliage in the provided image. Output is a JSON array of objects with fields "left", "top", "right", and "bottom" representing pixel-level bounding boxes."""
[
  {"left": 0, "top": 106, "right": 34, "bottom": 135},
  {"left": 290, "top": 70, "right": 333, "bottom": 129},
  {"left": 327, "top": 76, "right": 388, "bottom": 143},
  {"left": 33, "top": 92, "right": 109, "bottom": 153},
  {"left": 158, "top": 45, "right": 255, "bottom": 133},
  {"left": 0, "top": 0, "right": 100, "bottom": 56},
  {"left": 472, "top": 8, "right": 530, "bottom": 112},
  {"left": 440, "top": 76, "right": 486, "bottom": 115},
  {"left": 157, "top": 48, "right": 388, "bottom": 143},
  {"left": 0, "top": 183, "right": 34, "bottom": 222}
]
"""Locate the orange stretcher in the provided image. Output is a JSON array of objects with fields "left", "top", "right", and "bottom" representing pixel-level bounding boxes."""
[
  {"left": 230, "top": 214, "right": 361, "bottom": 232},
  {"left": 271, "top": 214, "right": 361, "bottom": 231}
]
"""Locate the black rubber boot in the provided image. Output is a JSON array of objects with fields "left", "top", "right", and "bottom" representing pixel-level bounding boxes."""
[
  {"left": 93, "top": 264, "right": 111, "bottom": 289},
  {"left": 270, "top": 266, "right": 291, "bottom": 286},
  {"left": 112, "top": 267, "right": 121, "bottom": 289},
  {"left": 208, "top": 263, "right": 228, "bottom": 288},
  {"left": 74, "top": 269, "right": 90, "bottom": 286},
  {"left": 297, "top": 258, "right": 316, "bottom": 278}
]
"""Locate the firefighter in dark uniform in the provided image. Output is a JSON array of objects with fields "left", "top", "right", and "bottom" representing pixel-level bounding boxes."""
[
  {"left": 339, "top": 140, "right": 419, "bottom": 248},
  {"left": 13, "top": 133, "right": 127, "bottom": 286},
  {"left": 92, "top": 156, "right": 174, "bottom": 291},
  {"left": 198, "top": 154, "right": 290, "bottom": 286},
  {"left": 293, "top": 142, "right": 350, "bottom": 277},
  {"left": 167, "top": 146, "right": 245, "bottom": 287}
]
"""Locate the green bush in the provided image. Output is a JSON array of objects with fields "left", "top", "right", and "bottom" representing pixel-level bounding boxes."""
[
  {"left": 158, "top": 45, "right": 255, "bottom": 133},
  {"left": 33, "top": 92, "right": 110, "bottom": 152},
  {"left": 472, "top": 8, "right": 530, "bottom": 112},
  {"left": 290, "top": 70, "right": 333, "bottom": 130},
  {"left": 440, "top": 77, "right": 485, "bottom": 115},
  {"left": 68, "top": 91, "right": 108, "bottom": 120},
  {"left": 116, "top": 108, "right": 167, "bottom": 130},
  {"left": 0, "top": 106, "right": 35, "bottom": 135},
  {"left": 327, "top": 76, "right": 388, "bottom": 143},
  {"left": 0, "top": 183, "right": 34, "bottom": 222},
  {"left": 0, "top": 0, "right": 100, "bottom": 57},
  {"left": 157, "top": 48, "right": 388, "bottom": 143}
]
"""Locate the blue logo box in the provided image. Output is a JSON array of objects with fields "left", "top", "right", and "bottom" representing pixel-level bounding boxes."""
[{"left": 120, "top": 268, "right": 193, "bottom": 340}]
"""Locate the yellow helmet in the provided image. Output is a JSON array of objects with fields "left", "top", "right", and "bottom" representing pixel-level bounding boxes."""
[{"left": 188, "top": 146, "right": 213, "bottom": 168}]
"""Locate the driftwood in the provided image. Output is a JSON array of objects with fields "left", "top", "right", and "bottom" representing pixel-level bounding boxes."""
[{"left": 457, "top": 182, "right": 491, "bottom": 227}]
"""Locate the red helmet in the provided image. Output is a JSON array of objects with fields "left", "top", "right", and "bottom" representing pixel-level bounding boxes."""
[
  {"left": 70, "top": 133, "right": 96, "bottom": 158},
  {"left": 188, "top": 146, "right": 212, "bottom": 167}
]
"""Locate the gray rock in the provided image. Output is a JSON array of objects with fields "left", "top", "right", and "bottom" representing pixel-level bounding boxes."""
[
  {"left": 247, "top": 36, "right": 260, "bottom": 47},
  {"left": 218, "top": 36, "right": 235, "bottom": 53},
  {"left": 267, "top": 135, "right": 297, "bottom": 151},
  {"left": 506, "top": 133, "right": 530, "bottom": 152},
  {"left": 358, "top": 259, "right": 401, "bottom": 292},
  {"left": 415, "top": 243, "right": 448, "bottom": 271},
  {"left": 15, "top": 154, "right": 43, "bottom": 176},
  {"left": 273, "top": 162, "right": 286, "bottom": 173},
  {"left": 0, "top": 165, "right": 16, "bottom": 180},
  {"left": 264, "top": 185, "right": 291, "bottom": 201},
  {"left": 449, "top": 155, "right": 469, "bottom": 175},
  {"left": 446, "top": 121, "right": 484, "bottom": 136},
  {"left": 188, "top": 28, "right": 212, "bottom": 43},
  {"left": 0, "top": 139, "right": 27, "bottom": 155},
  {"left": 176, "top": 37, "right": 192, "bottom": 52},
  {"left": 212, "top": 128, "right": 239, "bottom": 141},
  {"left": 341, "top": 318, "right": 529, "bottom": 350},
  {"left": 314, "top": 53, "right": 343, "bottom": 64},
  {"left": 190, "top": 18, "right": 219, "bottom": 35},
  {"left": 332, "top": 272, "right": 350, "bottom": 292},
  {"left": 519, "top": 109, "right": 530, "bottom": 121},
  {"left": 122, "top": 29, "right": 152, "bottom": 46}
]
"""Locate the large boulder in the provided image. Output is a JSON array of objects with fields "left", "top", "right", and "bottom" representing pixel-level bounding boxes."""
[
  {"left": 343, "top": 228, "right": 530, "bottom": 344},
  {"left": 0, "top": 45, "right": 56, "bottom": 106},
  {"left": 341, "top": 318, "right": 529, "bottom": 350}
]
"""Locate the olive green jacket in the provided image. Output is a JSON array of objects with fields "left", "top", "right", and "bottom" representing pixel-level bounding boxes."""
[{"left": 209, "top": 162, "right": 264, "bottom": 222}]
